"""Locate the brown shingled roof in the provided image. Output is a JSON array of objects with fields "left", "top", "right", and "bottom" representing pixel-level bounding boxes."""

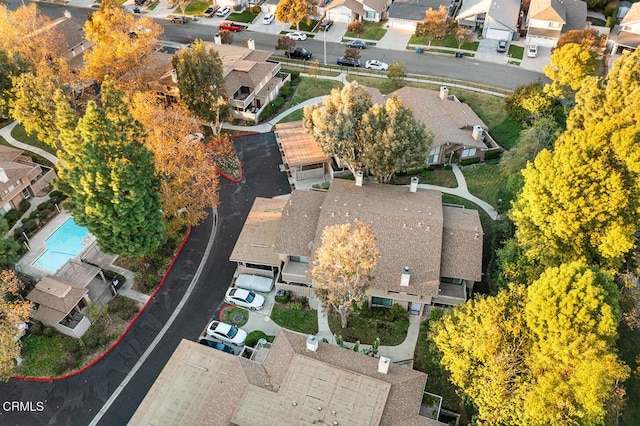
[
  {"left": 27, "top": 276, "right": 88, "bottom": 322},
  {"left": 132, "top": 332, "right": 447, "bottom": 425},
  {"left": 274, "top": 190, "right": 326, "bottom": 257},
  {"left": 440, "top": 206, "right": 483, "bottom": 281},
  {"left": 315, "top": 179, "right": 444, "bottom": 298},
  {"left": 528, "top": 0, "right": 566, "bottom": 22}
]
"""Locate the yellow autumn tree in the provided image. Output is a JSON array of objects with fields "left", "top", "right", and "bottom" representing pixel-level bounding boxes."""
[
  {"left": 82, "top": 0, "right": 163, "bottom": 92},
  {"left": 311, "top": 221, "right": 380, "bottom": 328},
  {"left": 275, "top": 0, "right": 312, "bottom": 30},
  {"left": 0, "top": 270, "right": 31, "bottom": 381},
  {"left": 544, "top": 42, "right": 599, "bottom": 99},
  {"left": 129, "top": 92, "right": 219, "bottom": 237}
]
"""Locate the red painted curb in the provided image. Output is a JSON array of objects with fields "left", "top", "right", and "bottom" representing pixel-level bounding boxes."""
[
  {"left": 216, "top": 160, "right": 243, "bottom": 183},
  {"left": 14, "top": 225, "right": 193, "bottom": 382},
  {"left": 218, "top": 305, "right": 232, "bottom": 321},
  {"left": 229, "top": 131, "right": 263, "bottom": 138}
]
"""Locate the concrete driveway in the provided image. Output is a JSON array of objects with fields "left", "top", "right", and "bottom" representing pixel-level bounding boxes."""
[
  {"left": 377, "top": 26, "right": 414, "bottom": 50},
  {"left": 473, "top": 38, "right": 510, "bottom": 64}
]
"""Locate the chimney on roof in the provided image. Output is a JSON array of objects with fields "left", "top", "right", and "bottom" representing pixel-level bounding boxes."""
[
  {"left": 0, "top": 168, "right": 8, "bottom": 183},
  {"left": 170, "top": 69, "right": 178, "bottom": 84},
  {"left": 214, "top": 33, "right": 222, "bottom": 45},
  {"left": 439, "top": 86, "right": 449, "bottom": 100},
  {"left": 355, "top": 170, "right": 364, "bottom": 187},
  {"left": 472, "top": 125, "right": 484, "bottom": 141},
  {"left": 410, "top": 176, "right": 419, "bottom": 193},
  {"left": 247, "top": 38, "right": 256, "bottom": 50},
  {"left": 400, "top": 266, "right": 410, "bottom": 287},
  {"left": 63, "top": 10, "right": 72, "bottom": 19},
  {"left": 378, "top": 356, "right": 390, "bottom": 374},
  {"left": 306, "top": 334, "right": 319, "bottom": 352}
]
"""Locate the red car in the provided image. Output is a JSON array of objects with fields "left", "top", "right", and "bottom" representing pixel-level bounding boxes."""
[{"left": 219, "top": 22, "right": 244, "bottom": 32}]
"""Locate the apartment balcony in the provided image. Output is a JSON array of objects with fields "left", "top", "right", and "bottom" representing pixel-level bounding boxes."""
[
  {"left": 229, "top": 89, "right": 255, "bottom": 110},
  {"left": 431, "top": 282, "right": 467, "bottom": 306}
]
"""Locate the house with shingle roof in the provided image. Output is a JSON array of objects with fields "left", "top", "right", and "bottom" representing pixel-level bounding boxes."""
[
  {"left": 613, "top": 2, "right": 640, "bottom": 53},
  {"left": 455, "top": 0, "right": 521, "bottom": 40},
  {"left": 131, "top": 331, "right": 448, "bottom": 425},
  {"left": 525, "top": 0, "right": 587, "bottom": 47},
  {"left": 388, "top": 0, "right": 451, "bottom": 30},
  {"left": 153, "top": 42, "right": 290, "bottom": 123},
  {"left": 26, "top": 276, "right": 92, "bottom": 338},
  {"left": 324, "top": 0, "right": 392, "bottom": 23},
  {"left": 0, "top": 146, "right": 56, "bottom": 215}
]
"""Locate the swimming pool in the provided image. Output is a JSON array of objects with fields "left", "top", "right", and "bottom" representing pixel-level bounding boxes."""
[{"left": 32, "top": 218, "right": 90, "bottom": 273}]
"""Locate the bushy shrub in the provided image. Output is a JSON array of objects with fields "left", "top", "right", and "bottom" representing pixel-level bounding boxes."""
[
  {"left": 38, "top": 208, "right": 52, "bottom": 219},
  {"left": 233, "top": 4, "right": 242, "bottom": 11},
  {"left": 4, "top": 209, "right": 21, "bottom": 224},
  {"left": 22, "top": 219, "right": 37, "bottom": 233},
  {"left": 260, "top": 104, "right": 274, "bottom": 120},
  {"left": 460, "top": 157, "right": 481, "bottom": 166},
  {"left": 389, "top": 303, "right": 407, "bottom": 321},
  {"left": 49, "top": 190, "right": 63, "bottom": 198},
  {"left": 275, "top": 290, "right": 290, "bottom": 304},
  {"left": 287, "top": 301, "right": 303, "bottom": 311},
  {"left": 36, "top": 202, "right": 49, "bottom": 211},
  {"left": 42, "top": 326, "right": 56, "bottom": 337},
  {"left": 245, "top": 330, "right": 267, "bottom": 347},
  {"left": 249, "top": 5, "right": 261, "bottom": 13},
  {"left": 484, "top": 149, "right": 503, "bottom": 161},
  {"left": 18, "top": 199, "right": 31, "bottom": 212},
  {"left": 289, "top": 69, "right": 300, "bottom": 81},
  {"left": 279, "top": 85, "right": 291, "bottom": 98},
  {"left": 271, "top": 96, "right": 285, "bottom": 109},
  {"left": 83, "top": 334, "right": 100, "bottom": 349},
  {"left": 605, "top": 16, "right": 615, "bottom": 28}
]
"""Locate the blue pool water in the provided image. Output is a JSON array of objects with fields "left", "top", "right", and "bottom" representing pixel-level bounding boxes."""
[{"left": 32, "top": 218, "right": 90, "bottom": 273}]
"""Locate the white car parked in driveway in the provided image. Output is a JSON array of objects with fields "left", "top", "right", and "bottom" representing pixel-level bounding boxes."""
[
  {"left": 262, "top": 13, "right": 275, "bottom": 24},
  {"left": 365, "top": 60, "right": 388, "bottom": 71},
  {"left": 527, "top": 44, "right": 538, "bottom": 58},
  {"left": 288, "top": 31, "right": 307, "bottom": 41},
  {"left": 206, "top": 320, "right": 247, "bottom": 345},
  {"left": 224, "top": 287, "right": 265, "bottom": 310},
  {"left": 216, "top": 6, "right": 230, "bottom": 17}
]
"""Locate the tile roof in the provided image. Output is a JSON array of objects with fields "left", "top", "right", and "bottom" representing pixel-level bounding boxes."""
[
  {"left": 230, "top": 197, "right": 288, "bottom": 266},
  {"left": 314, "top": 179, "right": 444, "bottom": 297},
  {"left": 276, "top": 121, "right": 330, "bottom": 167},
  {"left": 440, "top": 206, "right": 483, "bottom": 281},
  {"left": 132, "top": 331, "right": 445, "bottom": 425},
  {"left": 274, "top": 190, "right": 326, "bottom": 257}
]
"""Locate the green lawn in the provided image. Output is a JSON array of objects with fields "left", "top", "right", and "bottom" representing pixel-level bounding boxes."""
[
  {"left": 344, "top": 21, "right": 387, "bottom": 40},
  {"left": 147, "top": 0, "right": 160, "bottom": 10},
  {"left": 618, "top": 324, "right": 640, "bottom": 425},
  {"left": 270, "top": 304, "right": 319, "bottom": 334},
  {"left": 328, "top": 308, "right": 409, "bottom": 345},
  {"left": 409, "top": 35, "right": 479, "bottom": 51},
  {"left": 229, "top": 10, "right": 258, "bottom": 23},
  {"left": 460, "top": 162, "right": 504, "bottom": 208},
  {"left": 15, "top": 333, "right": 74, "bottom": 377},
  {"left": 508, "top": 44, "right": 524, "bottom": 60},
  {"left": 290, "top": 20, "right": 318, "bottom": 32},
  {"left": 0, "top": 135, "right": 55, "bottom": 168},
  {"left": 278, "top": 109, "right": 304, "bottom": 123},
  {"left": 11, "top": 123, "right": 57, "bottom": 155},
  {"left": 221, "top": 306, "right": 249, "bottom": 327},
  {"left": 184, "top": 1, "right": 210, "bottom": 15},
  {"left": 281, "top": 77, "right": 342, "bottom": 114}
]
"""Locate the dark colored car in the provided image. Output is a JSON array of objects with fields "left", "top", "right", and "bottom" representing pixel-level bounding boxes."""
[
  {"left": 170, "top": 15, "right": 189, "bottom": 24},
  {"left": 337, "top": 56, "right": 360, "bottom": 67},
  {"left": 346, "top": 40, "right": 367, "bottom": 49},
  {"left": 319, "top": 19, "right": 334, "bottom": 31},
  {"left": 496, "top": 40, "right": 508, "bottom": 52},
  {"left": 199, "top": 339, "right": 235, "bottom": 354},
  {"left": 219, "top": 21, "right": 245, "bottom": 32},
  {"left": 286, "top": 47, "right": 312, "bottom": 60},
  {"left": 203, "top": 6, "right": 219, "bottom": 17}
]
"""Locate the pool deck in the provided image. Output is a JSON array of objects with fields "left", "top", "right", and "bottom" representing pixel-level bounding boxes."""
[{"left": 16, "top": 211, "right": 149, "bottom": 304}]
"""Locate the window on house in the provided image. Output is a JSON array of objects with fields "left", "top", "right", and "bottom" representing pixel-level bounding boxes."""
[
  {"left": 441, "top": 277, "right": 463, "bottom": 285},
  {"left": 371, "top": 297, "right": 393, "bottom": 307},
  {"left": 461, "top": 148, "right": 476, "bottom": 158},
  {"left": 364, "top": 11, "right": 376, "bottom": 20},
  {"left": 289, "top": 255, "right": 309, "bottom": 263},
  {"left": 549, "top": 22, "right": 561, "bottom": 28},
  {"left": 427, "top": 146, "right": 440, "bottom": 164}
]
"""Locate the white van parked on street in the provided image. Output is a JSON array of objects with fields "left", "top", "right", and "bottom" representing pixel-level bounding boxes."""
[{"left": 235, "top": 274, "right": 274, "bottom": 293}]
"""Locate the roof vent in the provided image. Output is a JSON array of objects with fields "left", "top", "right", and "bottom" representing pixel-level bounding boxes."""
[
  {"left": 170, "top": 69, "right": 178, "bottom": 84},
  {"left": 400, "top": 266, "right": 410, "bottom": 287},
  {"left": 472, "top": 125, "right": 484, "bottom": 141},
  {"left": 355, "top": 170, "right": 364, "bottom": 186},
  {"left": 410, "top": 176, "right": 419, "bottom": 193},
  {"left": 306, "top": 334, "right": 319, "bottom": 352},
  {"left": 439, "top": 86, "right": 449, "bottom": 100},
  {"left": 378, "top": 356, "right": 390, "bottom": 374}
]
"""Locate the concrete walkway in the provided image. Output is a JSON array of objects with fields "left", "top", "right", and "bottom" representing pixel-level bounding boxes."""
[{"left": 0, "top": 121, "right": 58, "bottom": 164}]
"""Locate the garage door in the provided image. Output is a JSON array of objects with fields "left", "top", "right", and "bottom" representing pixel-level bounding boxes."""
[
  {"left": 327, "top": 9, "right": 352, "bottom": 23},
  {"left": 527, "top": 35, "right": 556, "bottom": 48},
  {"left": 485, "top": 28, "right": 511, "bottom": 40}
]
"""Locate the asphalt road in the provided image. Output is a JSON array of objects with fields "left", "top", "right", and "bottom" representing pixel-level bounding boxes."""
[
  {"left": 27, "top": 2, "right": 546, "bottom": 91},
  {"left": 0, "top": 133, "right": 291, "bottom": 425}
]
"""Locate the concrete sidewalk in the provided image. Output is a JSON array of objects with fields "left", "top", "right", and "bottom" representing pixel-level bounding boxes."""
[{"left": 0, "top": 121, "right": 58, "bottom": 164}]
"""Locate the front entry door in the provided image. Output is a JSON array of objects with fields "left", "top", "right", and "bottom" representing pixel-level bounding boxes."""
[{"left": 409, "top": 302, "right": 421, "bottom": 315}]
